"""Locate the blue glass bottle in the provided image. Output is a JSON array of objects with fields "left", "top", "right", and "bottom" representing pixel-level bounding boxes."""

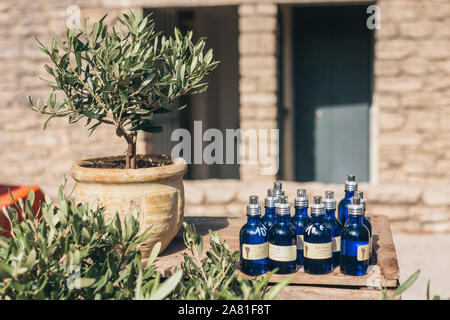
[
  {"left": 291, "top": 189, "right": 310, "bottom": 266},
  {"left": 355, "top": 191, "right": 373, "bottom": 264},
  {"left": 338, "top": 174, "right": 358, "bottom": 225},
  {"left": 323, "top": 191, "right": 343, "bottom": 268},
  {"left": 261, "top": 189, "right": 278, "bottom": 231},
  {"left": 340, "top": 196, "right": 370, "bottom": 276},
  {"left": 268, "top": 195, "right": 297, "bottom": 274},
  {"left": 239, "top": 196, "right": 268, "bottom": 276},
  {"left": 304, "top": 196, "right": 333, "bottom": 275}
]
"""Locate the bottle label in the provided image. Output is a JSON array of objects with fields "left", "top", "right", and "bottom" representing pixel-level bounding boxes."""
[
  {"left": 357, "top": 244, "right": 370, "bottom": 261},
  {"left": 369, "top": 236, "right": 373, "bottom": 257},
  {"left": 242, "top": 243, "right": 268, "bottom": 260},
  {"left": 296, "top": 235, "right": 304, "bottom": 250},
  {"left": 332, "top": 236, "right": 341, "bottom": 252},
  {"left": 304, "top": 242, "right": 332, "bottom": 259},
  {"left": 269, "top": 243, "right": 296, "bottom": 262}
]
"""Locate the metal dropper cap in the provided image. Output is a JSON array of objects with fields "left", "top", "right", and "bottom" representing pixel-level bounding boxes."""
[
  {"left": 310, "top": 196, "right": 325, "bottom": 216},
  {"left": 273, "top": 182, "right": 285, "bottom": 197},
  {"left": 323, "top": 191, "right": 336, "bottom": 210},
  {"left": 275, "top": 195, "right": 290, "bottom": 216},
  {"left": 265, "top": 189, "right": 278, "bottom": 208},
  {"left": 295, "top": 189, "right": 308, "bottom": 208},
  {"left": 354, "top": 191, "right": 366, "bottom": 210},
  {"left": 348, "top": 196, "right": 364, "bottom": 216},
  {"left": 345, "top": 174, "right": 358, "bottom": 192},
  {"left": 246, "top": 195, "right": 261, "bottom": 216}
]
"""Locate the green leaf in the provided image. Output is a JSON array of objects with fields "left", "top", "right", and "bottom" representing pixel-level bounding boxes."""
[
  {"left": 150, "top": 269, "right": 182, "bottom": 300},
  {"left": 0, "top": 264, "right": 13, "bottom": 280},
  {"left": 393, "top": 269, "right": 420, "bottom": 298},
  {"left": 146, "top": 242, "right": 161, "bottom": 267},
  {"left": 265, "top": 276, "right": 291, "bottom": 300},
  {"left": 79, "top": 278, "right": 96, "bottom": 288}
]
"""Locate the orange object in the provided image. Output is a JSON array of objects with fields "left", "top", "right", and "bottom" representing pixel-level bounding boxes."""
[{"left": 0, "top": 185, "right": 45, "bottom": 238}]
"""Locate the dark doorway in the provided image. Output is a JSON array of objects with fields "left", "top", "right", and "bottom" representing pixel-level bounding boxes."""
[
  {"left": 144, "top": 7, "right": 240, "bottom": 180},
  {"left": 291, "top": 5, "right": 373, "bottom": 183}
]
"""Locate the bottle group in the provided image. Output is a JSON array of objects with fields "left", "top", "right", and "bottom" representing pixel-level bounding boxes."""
[{"left": 239, "top": 176, "right": 373, "bottom": 277}]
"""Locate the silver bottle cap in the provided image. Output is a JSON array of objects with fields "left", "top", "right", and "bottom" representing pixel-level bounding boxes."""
[
  {"left": 265, "top": 189, "right": 278, "bottom": 208},
  {"left": 310, "top": 196, "right": 325, "bottom": 216},
  {"left": 275, "top": 195, "right": 290, "bottom": 216},
  {"left": 246, "top": 195, "right": 261, "bottom": 216},
  {"left": 345, "top": 174, "right": 358, "bottom": 192},
  {"left": 348, "top": 196, "right": 364, "bottom": 216},
  {"left": 273, "top": 182, "right": 285, "bottom": 196},
  {"left": 323, "top": 191, "right": 336, "bottom": 210},
  {"left": 295, "top": 189, "right": 308, "bottom": 208},
  {"left": 354, "top": 191, "right": 366, "bottom": 210}
]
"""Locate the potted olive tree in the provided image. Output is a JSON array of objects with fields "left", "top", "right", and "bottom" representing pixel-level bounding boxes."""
[{"left": 28, "top": 10, "right": 218, "bottom": 256}]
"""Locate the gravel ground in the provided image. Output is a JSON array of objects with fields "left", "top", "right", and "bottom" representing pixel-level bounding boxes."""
[{"left": 393, "top": 232, "right": 450, "bottom": 300}]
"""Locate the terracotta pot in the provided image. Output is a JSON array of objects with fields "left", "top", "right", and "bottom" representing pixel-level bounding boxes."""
[{"left": 70, "top": 155, "right": 187, "bottom": 257}]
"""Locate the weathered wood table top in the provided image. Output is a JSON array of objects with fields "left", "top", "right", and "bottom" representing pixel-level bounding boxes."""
[{"left": 153, "top": 214, "right": 400, "bottom": 299}]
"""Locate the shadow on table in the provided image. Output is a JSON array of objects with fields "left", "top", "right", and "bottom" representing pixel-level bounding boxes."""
[
  {"left": 159, "top": 216, "right": 231, "bottom": 257},
  {"left": 372, "top": 234, "right": 379, "bottom": 265}
]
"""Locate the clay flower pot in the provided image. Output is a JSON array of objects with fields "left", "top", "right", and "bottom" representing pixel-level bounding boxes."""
[{"left": 71, "top": 155, "right": 187, "bottom": 257}]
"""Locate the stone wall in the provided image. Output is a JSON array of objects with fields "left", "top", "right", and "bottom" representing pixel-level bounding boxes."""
[
  {"left": 0, "top": 0, "right": 142, "bottom": 194},
  {"left": 0, "top": 0, "right": 449, "bottom": 233},
  {"left": 184, "top": 179, "right": 450, "bottom": 233},
  {"left": 375, "top": 0, "right": 450, "bottom": 187},
  {"left": 238, "top": 3, "right": 279, "bottom": 180}
]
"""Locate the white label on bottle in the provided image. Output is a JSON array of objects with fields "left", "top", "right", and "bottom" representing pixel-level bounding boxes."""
[
  {"left": 241, "top": 243, "right": 268, "bottom": 260},
  {"left": 369, "top": 236, "right": 373, "bottom": 257},
  {"left": 357, "top": 243, "right": 370, "bottom": 261},
  {"left": 304, "top": 242, "right": 332, "bottom": 259},
  {"left": 269, "top": 243, "right": 296, "bottom": 262},
  {"left": 332, "top": 236, "right": 341, "bottom": 252},
  {"left": 296, "top": 235, "right": 304, "bottom": 250}
]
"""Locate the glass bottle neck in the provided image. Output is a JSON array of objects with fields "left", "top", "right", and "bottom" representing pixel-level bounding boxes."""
[
  {"left": 310, "top": 214, "right": 325, "bottom": 223},
  {"left": 264, "top": 206, "right": 276, "bottom": 217},
  {"left": 347, "top": 215, "right": 363, "bottom": 225},
  {"left": 276, "top": 214, "right": 291, "bottom": 223},
  {"left": 247, "top": 215, "right": 261, "bottom": 224},
  {"left": 325, "top": 208, "right": 336, "bottom": 219},
  {"left": 294, "top": 206, "right": 308, "bottom": 217},
  {"left": 344, "top": 190, "right": 355, "bottom": 199}
]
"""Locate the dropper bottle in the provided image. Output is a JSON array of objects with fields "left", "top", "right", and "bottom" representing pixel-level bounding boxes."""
[
  {"left": 303, "top": 196, "right": 333, "bottom": 275},
  {"left": 340, "top": 196, "right": 370, "bottom": 276},
  {"left": 354, "top": 191, "right": 373, "bottom": 264},
  {"left": 338, "top": 174, "right": 358, "bottom": 225},
  {"left": 323, "top": 191, "right": 343, "bottom": 268},
  {"left": 261, "top": 189, "right": 278, "bottom": 231},
  {"left": 268, "top": 195, "right": 297, "bottom": 274},
  {"left": 239, "top": 196, "right": 268, "bottom": 276},
  {"left": 291, "top": 189, "right": 311, "bottom": 266}
]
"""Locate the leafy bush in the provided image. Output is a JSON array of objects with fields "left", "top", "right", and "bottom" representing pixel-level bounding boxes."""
[
  {"left": 0, "top": 179, "right": 181, "bottom": 300},
  {"left": 28, "top": 10, "right": 218, "bottom": 168},
  {"left": 171, "top": 223, "right": 290, "bottom": 300},
  {"left": 0, "top": 182, "right": 287, "bottom": 300}
]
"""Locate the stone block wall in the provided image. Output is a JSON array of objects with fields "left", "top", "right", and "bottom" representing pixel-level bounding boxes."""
[
  {"left": 0, "top": 0, "right": 449, "bottom": 233},
  {"left": 375, "top": 0, "right": 450, "bottom": 186},
  {"left": 184, "top": 180, "right": 450, "bottom": 233},
  {"left": 238, "top": 3, "right": 279, "bottom": 180},
  {"left": 0, "top": 0, "right": 142, "bottom": 193}
]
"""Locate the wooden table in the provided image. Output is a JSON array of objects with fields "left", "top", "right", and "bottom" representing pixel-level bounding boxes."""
[{"left": 153, "top": 214, "right": 400, "bottom": 300}]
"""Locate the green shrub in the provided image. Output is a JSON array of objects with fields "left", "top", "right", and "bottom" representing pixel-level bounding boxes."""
[
  {"left": 0, "top": 182, "right": 287, "bottom": 300},
  {"left": 0, "top": 179, "right": 180, "bottom": 300}
]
